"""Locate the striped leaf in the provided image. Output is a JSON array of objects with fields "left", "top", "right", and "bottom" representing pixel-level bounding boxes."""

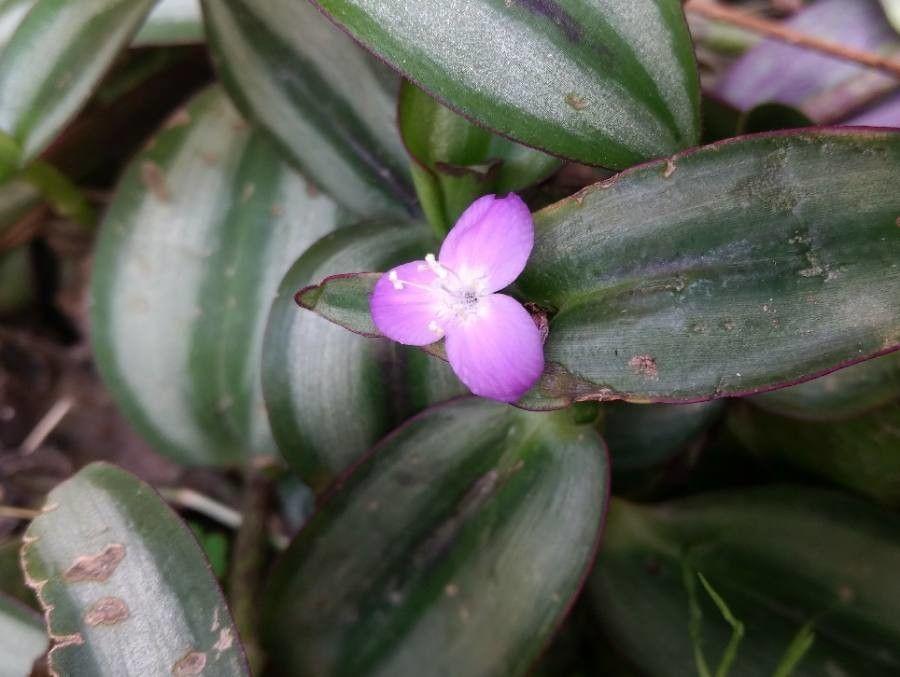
[
  {"left": 0, "top": 0, "right": 33, "bottom": 50},
  {"left": 591, "top": 489, "right": 900, "bottom": 676},
  {"left": 310, "top": 0, "right": 700, "bottom": 168},
  {"left": 749, "top": 351, "right": 900, "bottom": 420},
  {"left": 263, "top": 221, "right": 465, "bottom": 491},
  {"left": 202, "top": 0, "right": 416, "bottom": 216},
  {"left": 603, "top": 400, "right": 725, "bottom": 495},
  {"left": 519, "top": 129, "right": 900, "bottom": 405},
  {"left": 22, "top": 463, "right": 248, "bottom": 676},
  {"left": 0, "top": 0, "right": 156, "bottom": 175},
  {"left": 134, "top": 0, "right": 203, "bottom": 46},
  {"left": 730, "top": 399, "right": 900, "bottom": 507},
  {"left": 91, "top": 86, "right": 344, "bottom": 465},
  {"left": 262, "top": 398, "right": 609, "bottom": 677},
  {"left": 292, "top": 130, "right": 900, "bottom": 407}
]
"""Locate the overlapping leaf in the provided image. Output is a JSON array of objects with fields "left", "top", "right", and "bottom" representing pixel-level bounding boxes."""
[
  {"left": 91, "top": 86, "right": 344, "bottom": 465},
  {"left": 263, "top": 398, "right": 608, "bottom": 677},
  {"left": 749, "top": 351, "right": 900, "bottom": 420},
  {"left": 21, "top": 463, "right": 248, "bottom": 676},
  {"left": 399, "top": 80, "right": 561, "bottom": 231},
  {"left": 263, "top": 221, "right": 464, "bottom": 490},
  {"left": 591, "top": 488, "right": 900, "bottom": 676},
  {"left": 134, "top": 0, "right": 203, "bottom": 46},
  {"left": 0, "top": 0, "right": 156, "bottom": 177},
  {"left": 311, "top": 0, "right": 700, "bottom": 168},
  {"left": 730, "top": 399, "right": 900, "bottom": 506},
  {"left": 296, "top": 130, "right": 900, "bottom": 406},
  {"left": 202, "top": 0, "right": 415, "bottom": 216}
]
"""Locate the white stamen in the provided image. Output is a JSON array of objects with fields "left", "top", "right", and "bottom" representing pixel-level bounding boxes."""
[
  {"left": 388, "top": 269, "right": 403, "bottom": 290},
  {"left": 425, "top": 253, "right": 447, "bottom": 279},
  {"left": 428, "top": 320, "right": 442, "bottom": 334}
]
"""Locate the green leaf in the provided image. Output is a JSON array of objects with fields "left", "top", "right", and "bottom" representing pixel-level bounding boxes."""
[
  {"left": 696, "top": 572, "right": 745, "bottom": 677},
  {"left": 134, "top": 0, "right": 203, "bottom": 46},
  {"left": 0, "top": 0, "right": 33, "bottom": 49},
  {"left": 729, "top": 399, "right": 900, "bottom": 507},
  {"left": 263, "top": 221, "right": 465, "bottom": 491},
  {"left": 19, "top": 160, "right": 94, "bottom": 227},
  {"left": 201, "top": 0, "right": 416, "bottom": 216},
  {"left": 0, "top": 245, "right": 34, "bottom": 314},
  {"left": 0, "top": 593, "right": 46, "bottom": 677},
  {"left": 399, "top": 80, "right": 562, "bottom": 231},
  {"left": 91, "top": 85, "right": 345, "bottom": 465},
  {"left": 311, "top": 0, "right": 700, "bottom": 168},
  {"left": 884, "top": 0, "right": 900, "bottom": 33},
  {"left": 0, "top": 538, "right": 37, "bottom": 608},
  {"left": 0, "top": 177, "right": 40, "bottom": 232},
  {"left": 604, "top": 400, "right": 725, "bottom": 473},
  {"left": 741, "top": 103, "right": 813, "bottom": 135},
  {"left": 294, "top": 131, "right": 900, "bottom": 407},
  {"left": 773, "top": 623, "right": 816, "bottom": 677},
  {"left": 0, "top": 129, "right": 19, "bottom": 182},
  {"left": 0, "top": 0, "right": 156, "bottom": 166},
  {"left": 591, "top": 488, "right": 900, "bottom": 676},
  {"left": 21, "top": 462, "right": 249, "bottom": 676},
  {"left": 748, "top": 352, "right": 900, "bottom": 420},
  {"left": 520, "top": 129, "right": 900, "bottom": 404},
  {"left": 262, "top": 398, "right": 609, "bottom": 677},
  {"left": 603, "top": 400, "right": 725, "bottom": 495}
]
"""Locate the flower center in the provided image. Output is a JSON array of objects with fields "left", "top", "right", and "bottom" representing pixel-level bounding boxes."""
[{"left": 387, "top": 253, "right": 487, "bottom": 334}]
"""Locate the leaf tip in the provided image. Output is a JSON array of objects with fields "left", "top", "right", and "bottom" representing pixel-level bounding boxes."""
[{"left": 294, "top": 284, "right": 322, "bottom": 310}]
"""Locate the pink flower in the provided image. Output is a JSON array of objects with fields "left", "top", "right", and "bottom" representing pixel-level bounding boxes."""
[{"left": 370, "top": 194, "right": 544, "bottom": 402}]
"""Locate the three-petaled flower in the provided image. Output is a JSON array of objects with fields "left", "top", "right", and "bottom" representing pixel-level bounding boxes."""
[{"left": 370, "top": 193, "right": 544, "bottom": 402}]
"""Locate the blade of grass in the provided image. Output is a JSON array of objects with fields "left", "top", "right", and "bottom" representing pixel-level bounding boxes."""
[
  {"left": 698, "top": 572, "right": 746, "bottom": 677},
  {"left": 682, "top": 561, "right": 713, "bottom": 677},
  {"left": 772, "top": 622, "right": 816, "bottom": 677}
]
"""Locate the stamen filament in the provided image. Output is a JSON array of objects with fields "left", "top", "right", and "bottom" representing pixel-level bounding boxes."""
[{"left": 387, "top": 268, "right": 443, "bottom": 295}]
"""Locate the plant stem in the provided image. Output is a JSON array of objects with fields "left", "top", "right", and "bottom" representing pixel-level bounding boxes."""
[
  {"left": 0, "top": 505, "right": 41, "bottom": 520},
  {"left": 685, "top": 0, "right": 900, "bottom": 78},
  {"left": 159, "top": 487, "right": 243, "bottom": 529},
  {"left": 227, "top": 468, "right": 272, "bottom": 675},
  {"left": 20, "top": 395, "right": 75, "bottom": 454}
]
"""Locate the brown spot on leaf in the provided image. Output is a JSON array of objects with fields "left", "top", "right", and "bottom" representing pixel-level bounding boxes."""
[
  {"left": 838, "top": 585, "right": 856, "bottom": 603},
  {"left": 165, "top": 109, "right": 192, "bottom": 129},
  {"left": 663, "top": 158, "right": 677, "bottom": 178},
  {"left": 173, "top": 650, "right": 206, "bottom": 675},
  {"left": 64, "top": 544, "right": 125, "bottom": 583},
  {"left": 51, "top": 632, "right": 84, "bottom": 648},
  {"left": 213, "top": 628, "right": 233, "bottom": 653},
  {"left": 84, "top": 596, "right": 129, "bottom": 626},
  {"left": 141, "top": 161, "right": 171, "bottom": 202},
  {"left": 565, "top": 93, "right": 588, "bottom": 111},
  {"left": 628, "top": 354, "right": 659, "bottom": 380}
]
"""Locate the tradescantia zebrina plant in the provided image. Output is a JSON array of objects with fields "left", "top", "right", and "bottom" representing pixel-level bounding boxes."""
[{"left": 2, "top": 0, "right": 899, "bottom": 676}]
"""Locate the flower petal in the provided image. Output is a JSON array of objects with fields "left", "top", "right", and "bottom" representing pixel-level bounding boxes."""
[
  {"left": 445, "top": 293, "right": 544, "bottom": 402},
  {"left": 370, "top": 260, "right": 444, "bottom": 346},
  {"left": 438, "top": 193, "right": 533, "bottom": 293}
]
